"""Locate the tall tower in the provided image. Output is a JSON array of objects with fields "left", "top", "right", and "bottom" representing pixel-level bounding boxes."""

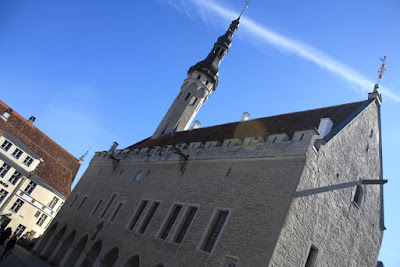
[{"left": 151, "top": 11, "right": 245, "bottom": 139}]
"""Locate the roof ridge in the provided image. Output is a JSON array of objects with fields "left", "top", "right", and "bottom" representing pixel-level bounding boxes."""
[{"left": 0, "top": 99, "right": 79, "bottom": 162}]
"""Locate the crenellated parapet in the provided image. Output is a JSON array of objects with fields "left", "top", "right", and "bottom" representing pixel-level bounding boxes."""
[{"left": 91, "top": 129, "right": 319, "bottom": 166}]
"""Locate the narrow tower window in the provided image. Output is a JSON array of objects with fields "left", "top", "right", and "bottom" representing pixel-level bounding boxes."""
[
  {"left": 138, "top": 202, "right": 160, "bottom": 234},
  {"left": 91, "top": 199, "right": 103, "bottom": 216},
  {"left": 189, "top": 97, "right": 198, "bottom": 106},
  {"left": 159, "top": 204, "right": 183, "bottom": 240},
  {"left": 101, "top": 194, "right": 116, "bottom": 218},
  {"left": 77, "top": 196, "right": 87, "bottom": 211},
  {"left": 353, "top": 185, "right": 363, "bottom": 208},
  {"left": 202, "top": 210, "right": 229, "bottom": 253},
  {"left": 184, "top": 93, "right": 191, "bottom": 101},
  {"left": 305, "top": 245, "right": 319, "bottom": 267},
  {"left": 127, "top": 200, "right": 149, "bottom": 230},
  {"left": 110, "top": 202, "right": 123, "bottom": 222},
  {"left": 174, "top": 206, "right": 198, "bottom": 244},
  {"left": 196, "top": 75, "right": 201, "bottom": 80}
]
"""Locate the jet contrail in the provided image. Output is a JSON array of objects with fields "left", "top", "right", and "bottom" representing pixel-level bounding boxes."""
[{"left": 168, "top": 0, "right": 399, "bottom": 102}]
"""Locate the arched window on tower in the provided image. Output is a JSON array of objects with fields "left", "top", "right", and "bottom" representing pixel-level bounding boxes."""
[
  {"left": 189, "top": 97, "right": 198, "bottom": 106},
  {"left": 184, "top": 93, "right": 191, "bottom": 101}
]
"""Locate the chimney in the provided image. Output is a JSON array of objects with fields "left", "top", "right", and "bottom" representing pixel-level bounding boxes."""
[
  {"left": 241, "top": 112, "right": 250, "bottom": 121},
  {"left": 191, "top": 120, "right": 201, "bottom": 130},
  {"left": 317, "top": 118, "right": 334, "bottom": 138},
  {"left": 0, "top": 108, "right": 13, "bottom": 121},
  {"left": 28, "top": 116, "right": 36, "bottom": 124},
  {"left": 108, "top": 142, "right": 119, "bottom": 152}
]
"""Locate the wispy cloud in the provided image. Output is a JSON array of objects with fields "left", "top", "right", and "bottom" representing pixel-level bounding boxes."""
[{"left": 167, "top": 0, "right": 399, "bottom": 102}]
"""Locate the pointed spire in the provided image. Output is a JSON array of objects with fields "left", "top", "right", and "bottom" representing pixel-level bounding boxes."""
[
  {"left": 79, "top": 146, "right": 92, "bottom": 163},
  {"left": 188, "top": 2, "right": 249, "bottom": 90}
]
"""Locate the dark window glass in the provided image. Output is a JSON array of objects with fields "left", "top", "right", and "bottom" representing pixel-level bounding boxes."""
[
  {"left": 160, "top": 205, "right": 182, "bottom": 240},
  {"left": 184, "top": 93, "right": 191, "bottom": 101},
  {"left": 100, "top": 194, "right": 116, "bottom": 218},
  {"left": 305, "top": 245, "right": 319, "bottom": 267},
  {"left": 8, "top": 171, "right": 21, "bottom": 185},
  {"left": 0, "top": 189, "right": 9, "bottom": 204},
  {"left": 139, "top": 202, "right": 159, "bottom": 234},
  {"left": 202, "top": 211, "right": 229, "bottom": 253},
  {"left": 23, "top": 156, "right": 33, "bottom": 167},
  {"left": 174, "top": 207, "right": 198, "bottom": 244},
  {"left": 128, "top": 200, "right": 148, "bottom": 230},
  {"left": 1, "top": 140, "right": 12, "bottom": 151},
  {"left": 92, "top": 199, "right": 103, "bottom": 216},
  {"left": 77, "top": 196, "right": 87, "bottom": 211},
  {"left": 110, "top": 203, "right": 123, "bottom": 222},
  {"left": 0, "top": 163, "right": 11, "bottom": 178},
  {"left": 24, "top": 181, "right": 37, "bottom": 195},
  {"left": 12, "top": 148, "right": 23, "bottom": 159}
]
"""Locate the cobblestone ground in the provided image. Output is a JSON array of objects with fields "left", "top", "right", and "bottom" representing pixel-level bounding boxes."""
[{"left": 0, "top": 245, "right": 51, "bottom": 267}]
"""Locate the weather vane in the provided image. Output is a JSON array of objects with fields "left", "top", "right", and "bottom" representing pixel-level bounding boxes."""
[
  {"left": 238, "top": 1, "right": 250, "bottom": 19},
  {"left": 79, "top": 146, "right": 92, "bottom": 162},
  {"left": 377, "top": 55, "right": 387, "bottom": 84}
]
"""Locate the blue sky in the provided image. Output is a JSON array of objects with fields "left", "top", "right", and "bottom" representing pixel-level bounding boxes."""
[{"left": 1, "top": 0, "right": 399, "bottom": 264}]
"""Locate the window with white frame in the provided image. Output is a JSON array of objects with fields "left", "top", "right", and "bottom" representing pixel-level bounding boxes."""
[
  {"left": 34, "top": 211, "right": 41, "bottom": 217},
  {"left": 23, "top": 156, "right": 33, "bottom": 167},
  {"left": 8, "top": 170, "right": 21, "bottom": 185},
  {"left": 0, "top": 163, "right": 11, "bottom": 178},
  {"left": 12, "top": 148, "right": 23, "bottom": 159},
  {"left": 0, "top": 189, "right": 9, "bottom": 204},
  {"left": 36, "top": 214, "right": 48, "bottom": 226},
  {"left": 1, "top": 140, "right": 12, "bottom": 151},
  {"left": 48, "top": 196, "right": 59, "bottom": 209},
  {"left": 24, "top": 181, "right": 37, "bottom": 195},
  {"left": 10, "top": 199, "right": 24, "bottom": 213},
  {"left": 14, "top": 224, "right": 26, "bottom": 236}
]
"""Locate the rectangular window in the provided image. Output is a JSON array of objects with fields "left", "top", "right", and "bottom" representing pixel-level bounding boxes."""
[
  {"left": 23, "top": 156, "right": 33, "bottom": 167},
  {"left": 0, "top": 163, "right": 11, "bottom": 178},
  {"left": 8, "top": 171, "right": 21, "bottom": 185},
  {"left": 110, "top": 202, "right": 123, "bottom": 222},
  {"left": 305, "top": 245, "right": 319, "bottom": 267},
  {"left": 159, "top": 204, "right": 183, "bottom": 240},
  {"left": 138, "top": 202, "right": 159, "bottom": 234},
  {"left": 174, "top": 206, "right": 198, "bottom": 244},
  {"left": 91, "top": 199, "right": 103, "bottom": 216},
  {"left": 36, "top": 214, "right": 48, "bottom": 226},
  {"left": 14, "top": 224, "right": 26, "bottom": 236},
  {"left": 10, "top": 199, "right": 25, "bottom": 213},
  {"left": 48, "top": 196, "right": 59, "bottom": 209},
  {"left": 202, "top": 210, "right": 229, "bottom": 253},
  {"left": 69, "top": 195, "right": 78, "bottom": 208},
  {"left": 12, "top": 148, "right": 23, "bottom": 159},
  {"left": 77, "top": 196, "right": 87, "bottom": 211},
  {"left": 56, "top": 202, "right": 64, "bottom": 213},
  {"left": 0, "top": 189, "right": 9, "bottom": 204},
  {"left": 34, "top": 211, "right": 41, "bottom": 217},
  {"left": 1, "top": 140, "right": 12, "bottom": 151},
  {"left": 100, "top": 194, "right": 116, "bottom": 218},
  {"left": 127, "top": 200, "right": 148, "bottom": 231},
  {"left": 24, "top": 181, "right": 37, "bottom": 195}
]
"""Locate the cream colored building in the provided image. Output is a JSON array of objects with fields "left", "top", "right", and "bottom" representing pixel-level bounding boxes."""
[{"left": 0, "top": 101, "right": 81, "bottom": 239}]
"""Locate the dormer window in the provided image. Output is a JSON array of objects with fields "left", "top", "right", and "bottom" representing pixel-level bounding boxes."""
[
  {"left": 1, "top": 140, "right": 12, "bottom": 152},
  {"left": 23, "top": 156, "right": 33, "bottom": 167},
  {"left": 12, "top": 148, "right": 23, "bottom": 159}
]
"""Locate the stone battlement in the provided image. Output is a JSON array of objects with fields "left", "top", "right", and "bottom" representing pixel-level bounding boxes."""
[{"left": 91, "top": 129, "right": 319, "bottom": 165}]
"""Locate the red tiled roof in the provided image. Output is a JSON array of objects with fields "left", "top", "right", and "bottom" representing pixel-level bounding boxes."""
[
  {"left": 0, "top": 100, "right": 80, "bottom": 196},
  {"left": 130, "top": 100, "right": 368, "bottom": 149}
]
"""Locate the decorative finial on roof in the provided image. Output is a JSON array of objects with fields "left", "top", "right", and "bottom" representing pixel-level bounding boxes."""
[
  {"left": 238, "top": 1, "right": 250, "bottom": 20},
  {"left": 79, "top": 146, "right": 92, "bottom": 163},
  {"left": 377, "top": 55, "right": 387, "bottom": 85}
]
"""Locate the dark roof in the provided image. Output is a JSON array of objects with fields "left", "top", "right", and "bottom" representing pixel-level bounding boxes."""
[
  {"left": 130, "top": 100, "right": 369, "bottom": 150},
  {"left": 0, "top": 100, "right": 80, "bottom": 196}
]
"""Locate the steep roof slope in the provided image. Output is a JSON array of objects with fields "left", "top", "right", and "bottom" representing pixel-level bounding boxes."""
[
  {"left": 0, "top": 100, "right": 80, "bottom": 196},
  {"left": 130, "top": 100, "right": 368, "bottom": 149}
]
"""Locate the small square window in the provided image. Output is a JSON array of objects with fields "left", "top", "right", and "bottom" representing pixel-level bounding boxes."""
[
  {"left": 34, "top": 211, "right": 41, "bottom": 217},
  {"left": 23, "top": 156, "right": 34, "bottom": 167},
  {"left": 1, "top": 140, "right": 12, "bottom": 151},
  {"left": 12, "top": 148, "right": 23, "bottom": 159}
]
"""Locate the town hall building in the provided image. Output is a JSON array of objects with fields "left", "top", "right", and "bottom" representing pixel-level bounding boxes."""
[{"left": 33, "top": 8, "right": 385, "bottom": 267}]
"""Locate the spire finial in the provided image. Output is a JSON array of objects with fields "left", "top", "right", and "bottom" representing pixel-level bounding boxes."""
[
  {"left": 79, "top": 146, "right": 92, "bottom": 163},
  {"left": 238, "top": 1, "right": 250, "bottom": 20},
  {"left": 377, "top": 55, "right": 387, "bottom": 85}
]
